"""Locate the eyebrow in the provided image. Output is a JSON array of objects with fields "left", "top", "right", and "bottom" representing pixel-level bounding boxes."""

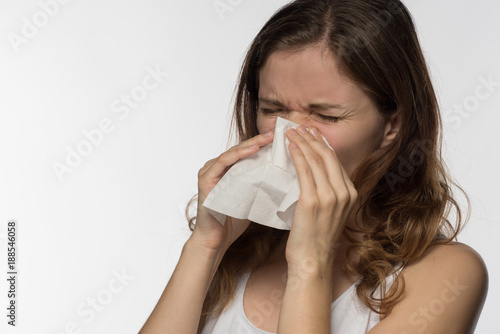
[{"left": 258, "top": 97, "right": 347, "bottom": 111}]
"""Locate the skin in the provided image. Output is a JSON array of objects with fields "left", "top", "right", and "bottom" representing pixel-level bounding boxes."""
[
  {"left": 250, "top": 43, "right": 401, "bottom": 333},
  {"left": 255, "top": 42, "right": 401, "bottom": 273},
  {"left": 245, "top": 44, "right": 487, "bottom": 333},
  {"left": 255, "top": 43, "right": 400, "bottom": 265},
  {"left": 256, "top": 44, "right": 398, "bottom": 178},
  {"left": 139, "top": 44, "right": 488, "bottom": 334}
]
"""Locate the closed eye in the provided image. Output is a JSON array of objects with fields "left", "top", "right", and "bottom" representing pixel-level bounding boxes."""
[
  {"left": 259, "top": 108, "right": 340, "bottom": 123},
  {"left": 316, "top": 114, "right": 340, "bottom": 122}
]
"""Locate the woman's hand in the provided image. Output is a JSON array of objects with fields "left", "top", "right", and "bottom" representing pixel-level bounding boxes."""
[
  {"left": 190, "top": 130, "right": 275, "bottom": 253},
  {"left": 284, "top": 125, "right": 358, "bottom": 273}
]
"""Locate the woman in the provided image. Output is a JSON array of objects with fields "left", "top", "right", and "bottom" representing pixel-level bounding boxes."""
[{"left": 140, "top": 0, "right": 488, "bottom": 333}]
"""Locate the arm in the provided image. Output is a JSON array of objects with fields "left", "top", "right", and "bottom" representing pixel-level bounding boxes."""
[
  {"left": 278, "top": 260, "right": 335, "bottom": 333},
  {"left": 277, "top": 126, "right": 357, "bottom": 333},
  {"left": 139, "top": 130, "right": 275, "bottom": 333},
  {"left": 139, "top": 236, "right": 224, "bottom": 333},
  {"left": 368, "top": 242, "right": 488, "bottom": 334}
]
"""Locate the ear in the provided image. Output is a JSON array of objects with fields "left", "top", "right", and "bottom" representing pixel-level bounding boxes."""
[{"left": 380, "top": 112, "right": 401, "bottom": 148}]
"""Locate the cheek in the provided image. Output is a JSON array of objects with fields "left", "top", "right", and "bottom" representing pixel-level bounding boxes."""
[
  {"left": 315, "top": 125, "right": 378, "bottom": 177},
  {"left": 256, "top": 115, "right": 278, "bottom": 134},
  {"left": 312, "top": 124, "right": 338, "bottom": 149}
]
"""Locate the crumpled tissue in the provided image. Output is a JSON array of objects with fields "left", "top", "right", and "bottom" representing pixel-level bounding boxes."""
[{"left": 202, "top": 116, "right": 332, "bottom": 230}]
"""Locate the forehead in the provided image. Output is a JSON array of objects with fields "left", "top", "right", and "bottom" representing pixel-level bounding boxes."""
[{"left": 258, "top": 45, "right": 364, "bottom": 108}]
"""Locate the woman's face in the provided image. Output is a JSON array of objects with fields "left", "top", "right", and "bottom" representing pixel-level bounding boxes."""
[{"left": 256, "top": 44, "right": 395, "bottom": 177}]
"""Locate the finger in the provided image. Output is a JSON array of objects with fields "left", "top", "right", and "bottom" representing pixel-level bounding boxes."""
[
  {"left": 236, "top": 130, "right": 275, "bottom": 149},
  {"left": 198, "top": 157, "right": 217, "bottom": 176},
  {"left": 289, "top": 129, "right": 358, "bottom": 239},
  {"left": 336, "top": 160, "right": 358, "bottom": 211},
  {"left": 289, "top": 126, "right": 359, "bottom": 221},
  {"left": 300, "top": 126, "right": 345, "bottom": 183},
  {"left": 287, "top": 127, "right": 348, "bottom": 197},
  {"left": 307, "top": 131, "right": 358, "bottom": 216},
  {"left": 287, "top": 128, "right": 334, "bottom": 201},
  {"left": 287, "top": 139, "right": 319, "bottom": 209},
  {"left": 203, "top": 130, "right": 274, "bottom": 179},
  {"left": 288, "top": 139, "right": 339, "bottom": 234}
]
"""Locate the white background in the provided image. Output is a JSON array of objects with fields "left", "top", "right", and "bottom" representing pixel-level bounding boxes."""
[{"left": 0, "top": 0, "right": 498, "bottom": 333}]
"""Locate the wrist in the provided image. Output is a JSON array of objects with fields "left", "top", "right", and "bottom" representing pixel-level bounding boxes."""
[
  {"left": 285, "top": 241, "right": 341, "bottom": 277},
  {"left": 184, "top": 233, "right": 228, "bottom": 265},
  {"left": 287, "top": 257, "right": 334, "bottom": 282}
]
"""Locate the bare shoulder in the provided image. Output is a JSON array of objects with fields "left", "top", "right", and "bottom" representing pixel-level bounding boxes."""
[
  {"left": 401, "top": 242, "right": 488, "bottom": 309},
  {"left": 403, "top": 241, "right": 488, "bottom": 282},
  {"left": 369, "top": 241, "right": 489, "bottom": 334}
]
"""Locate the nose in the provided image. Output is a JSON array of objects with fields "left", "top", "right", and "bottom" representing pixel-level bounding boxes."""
[{"left": 285, "top": 110, "right": 313, "bottom": 128}]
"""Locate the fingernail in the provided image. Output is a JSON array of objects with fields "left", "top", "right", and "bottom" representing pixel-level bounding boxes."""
[
  {"left": 298, "top": 126, "right": 307, "bottom": 134},
  {"left": 309, "top": 128, "right": 319, "bottom": 136},
  {"left": 289, "top": 128, "right": 298, "bottom": 136}
]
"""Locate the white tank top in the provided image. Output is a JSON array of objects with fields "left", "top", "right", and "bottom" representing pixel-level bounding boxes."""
[{"left": 201, "top": 263, "right": 404, "bottom": 334}]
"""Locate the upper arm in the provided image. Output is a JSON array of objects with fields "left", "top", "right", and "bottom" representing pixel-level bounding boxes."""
[{"left": 368, "top": 242, "right": 488, "bottom": 334}]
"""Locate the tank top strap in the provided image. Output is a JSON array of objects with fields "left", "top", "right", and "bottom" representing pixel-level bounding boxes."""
[
  {"left": 377, "top": 262, "right": 406, "bottom": 299},
  {"left": 235, "top": 271, "right": 276, "bottom": 334},
  {"left": 392, "top": 261, "right": 406, "bottom": 279},
  {"left": 235, "top": 271, "right": 252, "bottom": 300}
]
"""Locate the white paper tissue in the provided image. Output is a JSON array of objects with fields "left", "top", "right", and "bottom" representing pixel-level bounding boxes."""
[{"left": 202, "top": 117, "right": 302, "bottom": 230}]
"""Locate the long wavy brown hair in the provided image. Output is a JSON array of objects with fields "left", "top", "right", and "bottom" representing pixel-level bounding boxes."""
[{"left": 187, "top": 0, "right": 470, "bottom": 331}]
